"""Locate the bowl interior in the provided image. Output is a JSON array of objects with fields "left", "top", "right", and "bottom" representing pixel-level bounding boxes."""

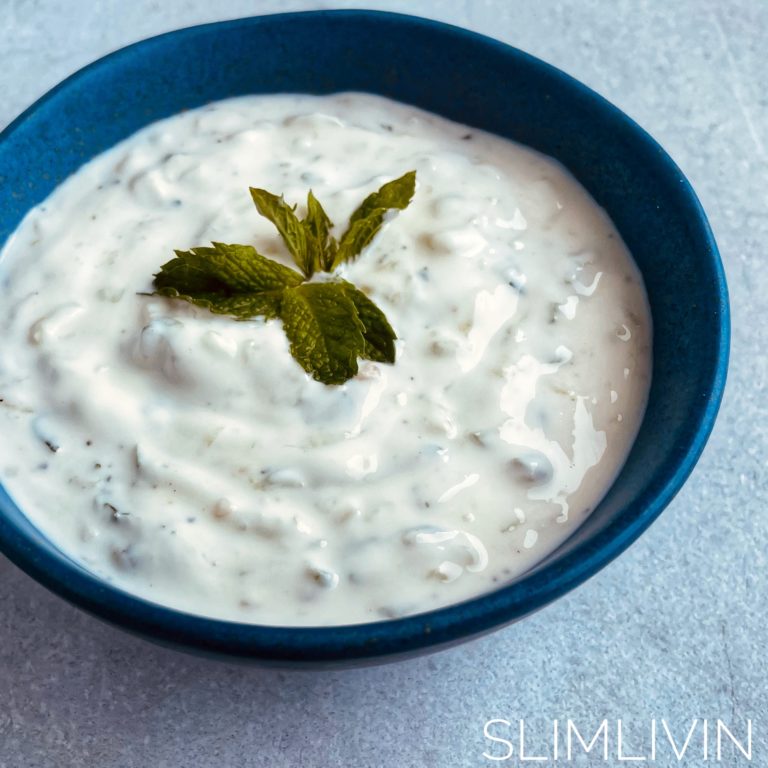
[{"left": 0, "top": 11, "right": 728, "bottom": 663}]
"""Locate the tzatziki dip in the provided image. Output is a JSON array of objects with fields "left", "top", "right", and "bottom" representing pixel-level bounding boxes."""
[{"left": 0, "top": 93, "right": 651, "bottom": 625}]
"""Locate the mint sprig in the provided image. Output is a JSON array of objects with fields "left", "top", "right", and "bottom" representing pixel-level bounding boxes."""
[{"left": 152, "top": 171, "right": 416, "bottom": 385}]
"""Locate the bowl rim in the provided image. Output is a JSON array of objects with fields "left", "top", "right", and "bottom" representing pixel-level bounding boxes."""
[{"left": 0, "top": 9, "right": 730, "bottom": 664}]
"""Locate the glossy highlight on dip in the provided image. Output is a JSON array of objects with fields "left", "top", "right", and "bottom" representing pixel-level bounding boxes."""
[{"left": 0, "top": 93, "right": 651, "bottom": 625}]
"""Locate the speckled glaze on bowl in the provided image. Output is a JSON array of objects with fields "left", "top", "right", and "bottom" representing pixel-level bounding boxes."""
[{"left": 0, "top": 11, "right": 729, "bottom": 666}]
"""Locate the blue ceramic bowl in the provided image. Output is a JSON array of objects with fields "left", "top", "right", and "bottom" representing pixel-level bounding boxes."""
[{"left": 0, "top": 11, "right": 728, "bottom": 666}]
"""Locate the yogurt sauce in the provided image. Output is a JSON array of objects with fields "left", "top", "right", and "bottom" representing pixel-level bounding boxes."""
[{"left": 0, "top": 93, "right": 651, "bottom": 625}]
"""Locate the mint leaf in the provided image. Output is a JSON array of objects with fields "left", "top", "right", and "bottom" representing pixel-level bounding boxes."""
[
  {"left": 333, "top": 170, "right": 416, "bottom": 268},
  {"left": 341, "top": 283, "right": 396, "bottom": 363},
  {"left": 280, "top": 283, "right": 366, "bottom": 385},
  {"left": 333, "top": 212, "right": 388, "bottom": 269},
  {"left": 249, "top": 188, "right": 312, "bottom": 277},
  {"left": 153, "top": 242, "right": 303, "bottom": 319},
  {"left": 348, "top": 170, "right": 417, "bottom": 226},
  {"left": 303, "top": 190, "right": 338, "bottom": 273}
]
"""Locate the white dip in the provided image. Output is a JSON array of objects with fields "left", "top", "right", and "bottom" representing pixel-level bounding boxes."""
[{"left": 0, "top": 93, "right": 651, "bottom": 625}]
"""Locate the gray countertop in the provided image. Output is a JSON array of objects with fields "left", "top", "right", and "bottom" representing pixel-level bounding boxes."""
[{"left": 0, "top": 1, "right": 764, "bottom": 766}]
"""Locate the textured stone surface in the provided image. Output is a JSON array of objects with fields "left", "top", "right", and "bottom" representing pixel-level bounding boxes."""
[{"left": 0, "top": 1, "right": 763, "bottom": 766}]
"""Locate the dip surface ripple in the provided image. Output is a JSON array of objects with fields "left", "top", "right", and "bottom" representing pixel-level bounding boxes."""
[{"left": 0, "top": 93, "right": 651, "bottom": 625}]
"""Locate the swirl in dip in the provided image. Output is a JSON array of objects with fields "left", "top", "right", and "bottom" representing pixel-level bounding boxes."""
[{"left": 0, "top": 94, "right": 651, "bottom": 625}]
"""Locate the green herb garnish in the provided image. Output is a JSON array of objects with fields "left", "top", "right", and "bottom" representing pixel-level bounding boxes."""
[{"left": 152, "top": 170, "right": 415, "bottom": 385}]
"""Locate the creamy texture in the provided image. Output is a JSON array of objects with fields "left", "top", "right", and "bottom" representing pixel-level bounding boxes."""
[{"left": 0, "top": 93, "right": 651, "bottom": 625}]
